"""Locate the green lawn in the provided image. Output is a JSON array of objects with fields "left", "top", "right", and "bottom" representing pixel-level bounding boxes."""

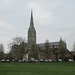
[{"left": 0, "top": 62, "right": 75, "bottom": 75}]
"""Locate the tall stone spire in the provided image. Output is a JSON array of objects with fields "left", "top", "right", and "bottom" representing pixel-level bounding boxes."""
[
  {"left": 28, "top": 10, "right": 36, "bottom": 45},
  {"left": 30, "top": 10, "right": 34, "bottom": 28}
]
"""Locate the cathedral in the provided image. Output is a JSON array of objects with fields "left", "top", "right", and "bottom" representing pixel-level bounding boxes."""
[
  {"left": 28, "top": 11, "right": 60, "bottom": 48},
  {"left": 27, "top": 11, "right": 73, "bottom": 61}
]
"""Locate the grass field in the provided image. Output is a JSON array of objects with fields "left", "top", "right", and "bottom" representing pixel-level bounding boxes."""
[{"left": 0, "top": 62, "right": 75, "bottom": 75}]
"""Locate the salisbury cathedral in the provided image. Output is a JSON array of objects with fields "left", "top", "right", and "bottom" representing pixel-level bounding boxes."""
[
  {"left": 26, "top": 11, "right": 73, "bottom": 61},
  {"left": 28, "top": 11, "right": 59, "bottom": 47}
]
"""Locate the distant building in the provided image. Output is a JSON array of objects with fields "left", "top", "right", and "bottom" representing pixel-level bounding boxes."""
[
  {"left": 27, "top": 11, "right": 73, "bottom": 61},
  {"left": 28, "top": 11, "right": 60, "bottom": 47}
]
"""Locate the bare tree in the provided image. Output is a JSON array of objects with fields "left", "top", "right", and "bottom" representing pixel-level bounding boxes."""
[
  {"left": 9, "top": 36, "right": 27, "bottom": 61},
  {"left": 73, "top": 42, "right": 75, "bottom": 52},
  {"left": 12, "top": 37, "right": 25, "bottom": 45},
  {"left": 0, "top": 43, "right": 4, "bottom": 52}
]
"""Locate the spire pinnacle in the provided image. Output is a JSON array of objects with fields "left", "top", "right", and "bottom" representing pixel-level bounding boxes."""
[{"left": 30, "top": 10, "right": 34, "bottom": 28}]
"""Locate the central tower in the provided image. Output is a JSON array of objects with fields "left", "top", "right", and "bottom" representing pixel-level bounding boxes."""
[{"left": 28, "top": 11, "right": 36, "bottom": 45}]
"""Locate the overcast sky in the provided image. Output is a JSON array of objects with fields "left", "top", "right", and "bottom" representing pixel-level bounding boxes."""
[{"left": 0, "top": 0, "right": 75, "bottom": 53}]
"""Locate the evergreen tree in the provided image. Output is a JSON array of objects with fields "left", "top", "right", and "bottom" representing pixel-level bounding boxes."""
[
  {"left": 44, "top": 40, "right": 53, "bottom": 59},
  {"left": 0, "top": 43, "right": 4, "bottom": 60},
  {"left": 58, "top": 38, "right": 67, "bottom": 61}
]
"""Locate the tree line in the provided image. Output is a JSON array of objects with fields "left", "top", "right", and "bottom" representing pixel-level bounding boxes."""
[{"left": 0, "top": 36, "right": 75, "bottom": 62}]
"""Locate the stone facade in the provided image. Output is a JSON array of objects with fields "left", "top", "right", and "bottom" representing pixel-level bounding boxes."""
[
  {"left": 27, "top": 11, "right": 73, "bottom": 61},
  {"left": 28, "top": 11, "right": 36, "bottom": 46}
]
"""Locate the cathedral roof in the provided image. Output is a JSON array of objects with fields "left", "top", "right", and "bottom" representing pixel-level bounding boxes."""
[{"left": 37, "top": 42, "right": 59, "bottom": 47}]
